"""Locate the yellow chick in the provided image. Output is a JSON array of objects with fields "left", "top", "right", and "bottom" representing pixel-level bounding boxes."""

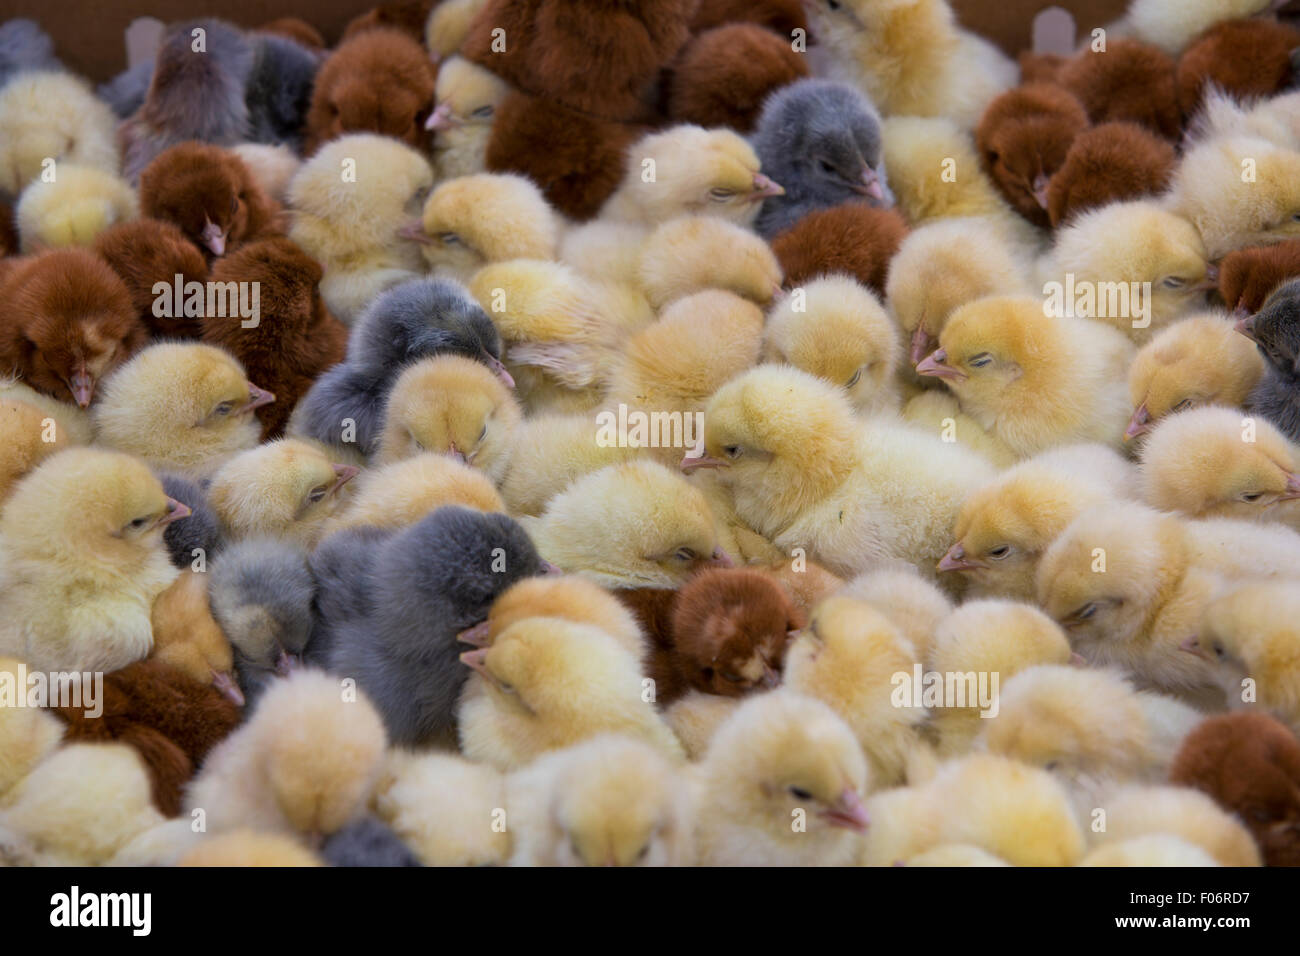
[
  {"left": 288, "top": 134, "right": 434, "bottom": 322},
  {"left": 0, "top": 378, "right": 93, "bottom": 446},
  {"left": 0, "top": 656, "right": 64, "bottom": 800},
  {"left": 560, "top": 219, "right": 650, "bottom": 286},
  {"left": 425, "top": 0, "right": 490, "bottom": 60},
  {"left": 1090, "top": 784, "right": 1262, "bottom": 866},
  {"left": 784, "top": 596, "right": 930, "bottom": 788},
  {"left": 231, "top": 143, "right": 302, "bottom": 203},
  {"left": 764, "top": 276, "right": 901, "bottom": 414},
  {"left": 635, "top": 215, "right": 782, "bottom": 310},
  {"left": 0, "top": 397, "right": 77, "bottom": 502},
  {"left": 1139, "top": 405, "right": 1300, "bottom": 527},
  {"left": 0, "top": 70, "right": 120, "bottom": 195},
  {"left": 0, "top": 449, "right": 185, "bottom": 673},
  {"left": 326, "top": 453, "right": 505, "bottom": 535},
  {"left": 150, "top": 568, "right": 241, "bottom": 703},
  {"left": 687, "top": 364, "right": 994, "bottom": 578},
  {"left": 1169, "top": 135, "right": 1300, "bottom": 259},
  {"left": 207, "top": 439, "right": 359, "bottom": 548},
  {"left": 524, "top": 460, "right": 725, "bottom": 589},
  {"left": 1077, "top": 835, "right": 1221, "bottom": 867},
  {"left": 1040, "top": 200, "right": 1214, "bottom": 344},
  {"left": 426, "top": 56, "right": 510, "bottom": 180},
  {"left": 1124, "top": 0, "right": 1275, "bottom": 55},
  {"left": 916, "top": 295, "right": 1135, "bottom": 457},
  {"left": 412, "top": 173, "right": 560, "bottom": 284},
  {"left": 457, "top": 618, "right": 684, "bottom": 770},
  {"left": 838, "top": 567, "right": 954, "bottom": 664},
  {"left": 497, "top": 411, "right": 641, "bottom": 517},
  {"left": 178, "top": 830, "right": 324, "bottom": 866},
  {"left": 374, "top": 355, "right": 522, "bottom": 480},
  {"left": 599, "top": 125, "right": 784, "bottom": 228},
  {"left": 901, "top": 388, "right": 1020, "bottom": 466},
  {"left": 927, "top": 600, "right": 1074, "bottom": 755},
  {"left": 0, "top": 743, "right": 165, "bottom": 866},
  {"left": 93, "top": 342, "right": 269, "bottom": 477},
  {"left": 372, "top": 750, "right": 509, "bottom": 866},
  {"left": 506, "top": 735, "right": 694, "bottom": 866},
  {"left": 662, "top": 691, "right": 742, "bottom": 760},
  {"left": 693, "top": 691, "right": 870, "bottom": 866},
  {"left": 16, "top": 163, "right": 138, "bottom": 252},
  {"left": 184, "top": 669, "right": 388, "bottom": 842}
]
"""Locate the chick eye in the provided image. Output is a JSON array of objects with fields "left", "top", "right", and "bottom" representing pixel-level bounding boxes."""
[
  {"left": 968, "top": 353, "right": 993, "bottom": 368},
  {"left": 825, "top": 0, "right": 841, "bottom": 9},
  {"left": 1240, "top": 491, "right": 1265, "bottom": 503},
  {"left": 636, "top": 844, "right": 651, "bottom": 862},
  {"left": 1249, "top": 808, "right": 1274, "bottom": 823},
  {"left": 478, "top": 425, "right": 488, "bottom": 443},
  {"left": 307, "top": 485, "right": 329, "bottom": 505},
  {"left": 439, "top": 232, "right": 460, "bottom": 244},
  {"left": 788, "top": 786, "right": 812, "bottom": 800},
  {"left": 708, "top": 188, "right": 735, "bottom": 201},
  {"left": 1044, "top": 761, "right": 1060, "bottom": 771},
  {"left": 1172, "top": 399, "right": 1194, "bottom": 412},
  {"left": 126, "top": 515, "right": 152, "bottom": 532},
  {"left": 674, "top": 547, "right": 697, "bottom": 562},
  {"left": 1292, "top": 212, "right": 1300, "bottom": 222},
  {"left": 472, "top": 105, "right": 494, "bottom": 118},
  {"left": 213, "top": 401, "right": 235, "bottom": 417},
  {"left": 497, "top": 680, "right": 515, "bottom": 694},
  {"left": 818, "top": 159, "right": 836, "bottom": 174},
  {"left": 723, "top": 445, "right": 743, "bottom": 459},
  {"left": 720, "top": 672, "right": 744, "bottom": 682},
  {"left": 845, "top": 368, "right": 863, "bottom": 388},
  {"left": 1074, "top": 602, "right": 1098, "bottom": 621},
  {"left": 987, "top": 544, "right": 1012, "bottom": 560},
  {"left": 1212, "top": 642, "right": 1226, "bottom": 658},
  {"left": 1161, "top": 276, "right": 1186, "bottom": 289}
]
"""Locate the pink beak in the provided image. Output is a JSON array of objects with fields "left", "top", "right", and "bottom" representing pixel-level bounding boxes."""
[
  {"left": 397, "top": 220, "right": 434, "bottom": 245},
  {"left": 1031, "top": 174, "right": 1050, "bottom": 210},
  {"left": 820, "top": 787, "right": 870, "bottom": 832},
  {"left": 1280, "top": 472, "right": 1300, "bottom": 501},
  {"left": 1235, "top": 313, "right": 1256, "bottom": 341},
  {"left": 201, "top": 220, "right": 227, "bottom": 257},
  {"left": 211, "top": 670, "right": 245, "bottom": 707},
  {"left": 541, "top": 560, "right": 563, "bottom": 576},
  {"left": 852, "top": 167, "right": 885, "bottom": 202},
  {"left": 274, "top": 649, "right": 299, "bottom": 677},
  {"left": 750, "top": 173, "right": 785, "bottom": 201},
  {"left": 937, "top": 542, "right": 982, "bottom": 573},
  {"left": 425, "top": 102, "right": 456, "bottom": 131},
  {"left": 681, "top": 452, "right": 729, "bottom": 472},
  {"left": 68, "top": 367, "right": 94, "bottom": 408},
  {"left": 484, "top": 354, "right": 515, "bottom": 388},
  {"left": 446, "top": 442, "right": 468, "bottom": 465},
  {"left": 459, "top": 647, "right": 490, "bottom": 676},
  {"left": 158, "top": 496, "right": 192, "bottom": 527},
  {"left": 1192, "top": 262, "right": 1220, "bottom": 292},
  {"left": 1124, "top": 403, "right": 1151, "bottom": 441},
  {"left": 331, "top": 463, "right": 360, "bottom": 492},
  {"left": 242, "top": 383, "right": 276, "bottom": 413},
  {"left": 457, "top": 620, "right": 493, "bottom": 648},
  {"left": 1179, "top": 635, "right": 1205, "bottom": 657},
  {"left": 705, "top": 547, "right": 735, "bottom": 569},
  {"left": 1069, "top": 652, "right": 1087, "bottom": 667},
  {"left": 915, "top": 348, "right": 966, "bottom": 381},
  {"left": 909, "top": 324, "right": 937, "bottom": 367}
]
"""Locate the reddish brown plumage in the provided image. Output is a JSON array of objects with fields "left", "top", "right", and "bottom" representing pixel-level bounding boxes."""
[
  {"left": 1177, "top": 19, "right": 1300, "bottom": 116},
  {"left": 0, "top": 200, "right": 17, "bottom": 258},
  {"left": 139, "top": 143, "right": 282, "bottom": 264},
  {"left": 1046, "top": 122, "right": 1176, "bottom": 228},
  {"left": 771, "top": 203, "right": 909, "bottom": 295},
  {"left": 667, "top": 24, "right": 809, "bottom": 133},
  {"left": 616, "top": 586, "right": 678, "bottom": 655},
  {"left": 976, "top": 83, "right": 1090, "bottom": 228},
  {"left": 202, "top": 238, "right": 347, "bottom": 440},
  {"left": 93, "top": 219, "right": 210, "bottom": 339},
  {"left": 259, "top": 17, "right": 326, "bottom": 50},
  {"left": 341, "top": 0, "right": 436, "bottom": 44},
  {"left": 0, "top": 249, "right": 145, "bottom": 408},
  {"left": 486, "top": 91, "right": 642, "bottom": 220},
  {"left": 52, "top": 658, "right": 241, "bottom": 817},
  {"left": 1170, "top": 712, "right": 1300, "bottom": 867},
  {"left": 303, "top": 29, "right": 436, "bottom": 155},
  {"left": 690, "top": 0, "right": 807, "bottom": 36},
  {"left": 1057, "top": 39, "right": 1181, "bottom": 141},
  {"left": 1219, "top": 240, "right": 1300, "bottom": 315},
  {"left": 1018, "top": 51, "right": 1066, "bottom": 85}
]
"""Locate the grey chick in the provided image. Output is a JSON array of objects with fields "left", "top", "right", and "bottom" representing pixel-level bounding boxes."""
[
  {"left": 321, "top": 816, "right": 422, "bottom": 867},
  {"left": 1243, "top": 277, "right": 1300, "bottom": 442},
  {"left": 303, "top": 524, "right": 392, "bottom": 667},
  {"left": 293, "top": 278, "right": 507, "bottom": 457},
  {"left": 0, "top": 20, "right": 62, "bottom": 87},
  {"left": 751, "top": 78, "right": 893, "bottom": 239},
  {"left": 318, "top": 506, "right": 548, "bottom": 748},
  {"left": 244, "top": 33, "right": 320, "bottom": 151},
  {"left": 208, "top": 537, "right": 315, "bottom": 709},
  {"left": 157, "top": 471, "right": 223, "bottom": 570}
]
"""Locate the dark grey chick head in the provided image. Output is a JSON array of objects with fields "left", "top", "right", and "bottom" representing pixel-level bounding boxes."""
[
  {"left": 157, "top": 471, "right": 223, "bottom": 569},
  {"left": 752, "top": 78, "right": 891, "bottom": 210},
  {"left": 0, "top": 20, "right": 61, "bottom": 88},
  {"left": 1245, "top": 277, "right": 1300, "bottom": 381},
  {"left": 347, "top": 278, "right": 507, "bottom": 383},
  {"left": 244, "top": 33, "right": 319, "bottom": 150},
  {"left": 321, "top": 816, "right": 421, "bottom": 867},
  {"left": 146, "top": 19, "right": 254, "bottom": 144}
]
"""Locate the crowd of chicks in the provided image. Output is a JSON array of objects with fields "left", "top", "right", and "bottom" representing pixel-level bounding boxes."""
[{"left": 1, "top": 0, "right": 1300, "bottom": 868}]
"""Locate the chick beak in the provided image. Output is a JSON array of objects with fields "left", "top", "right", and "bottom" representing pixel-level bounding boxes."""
[
  {"left": 750, "top": 173, "right": 785, "bottom": 201},
  {"left": 484, "top": 354, "right": 515, "bottom": 388},
  {"left": 1235, "top": 313, "right": 1257, "bottom": 341},
  {"left": 1231, "top": 300, "right": 1250, "bottom": 321},
  {"left": 1031, "top": 174, "right": 1051, "bottom": 210},
  {"left": 446, "top": 442, "right": 468, "bottom": 465},
  {"left": 157, "top": 496, "right": 193, "bottom": 527},
  {"left": 397, "top": 219, "right": 434, "bottom": 245},
  {"left": 1179, "top": 635, "right": 1206, "bottom": 657},
  {"left": 274, "top": 649, "right": 300, "bottom": 677},
  {"left": 1280, "top": 472, "right": 1300, "bottom": 501},
  {"left": 680, "top": 451, "right": 729, "bottom": 472},
  {"left": 852, "top": 167, "right": 886, "bottom": 202},
  {"left": 770, "top": 283, "right": 787, "bottom": 303},
  {"left": 68, "top": 366, "right": 95, "bottom": 408},
  {"left": 211, "top": 670, "right": 245, "bottom": 706},
  {"left": 705, "top": 547, "right": 735, "bottom": 569},
  {"left": 457, "top": 620, "right": 493, "bottom": 648},
  {"left": 909, "top": 325, "right": 937, "bottom": 367},
  {"left": 915, "top": 349, "right": 966, "bottom": 381},
  {"left": 459, "top": 647, "right": 490, "bottom": 676},
  {"left": 1192, "top": 263, "right": 1220, "bottom": 292},
  {"left": 330, "top": 463, "right": 360, "bottom": 494},
  {"left": 241, "top": 383, "right": 276, "bottom": 413},
  {"left": 541, "top": 560, "right": 563, "bottom": 576},
  {"left": 1124, "top": 403, "right": 1151, "bottom": 441},
  {"left": 761, "top": 663, "right": 781, "bottom": 689},
  {"left": 201, "top": 219, "right": 227, "bottom": 257},
  {"left": 820, "top": 787, "right": 870, "bottom": 832},
  {"left": 937, "top": 542, "right": 982, "bottom": 573},
  {"left": 425, "top": 102, "right": 456, "bottom": 132},
  {"left": 1069, "top": 652, "right": 1087, "bottom": 667}
]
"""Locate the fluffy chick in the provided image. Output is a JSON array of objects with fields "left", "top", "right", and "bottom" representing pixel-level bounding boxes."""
[
  {"left": 148, "top": 568, "right": 239, "bottom": 700},
  {"left": 16, "top": 165, "right": 138, "bottom": 253},
  {"left": 325, "top": 453, "right": 505, "bottom": 533},
  {"left": 770, "top": 202, "right": 909, "bottom": 296},
  {"left": 0, "top": 396, "right": 75, "bottom": 502},
  {"left": 636, "top": 215, "right": 782, "bottom": 310},
  {"left": 1242, "top": 277, "right": 1300, "bottom": 442},
  {"left": 0, "top": 19, "right": 60, "bottom": 86},
  {"left": 93, "top": 219, "right": 209, "bottom": 338},
  {"left": 1056, "top": 39, "right": 1181, "bottom": 139},
  {"left": 1077, "top": 835, "right": 1221, "bottom": 867},
  {"left": 837, "top": 568, "right": 953, "bottom": 664},
  {"left": 373, "top": 751, "right": 508, "bottom": 866},
  {"left": 1124, "top": 0, "right": 1275, "bottom": 55},
  {"left": 1090, "top": 784, "right": 1261, "bottom": 866},
  {"left": 1219, "top": 239, "right": 1300, "bottom": 314},
  {"left": 425, "top": 0, "right": 489, "bottom": 59},
  {"left": 1176, "top": 19, "right": 1300, "bottom": 116},
  {"left": 0, "top": 449, "right": 185, "bottom": 673},
  {"left": 496, "top": 412, "right": 641, "bottom": 516},
  {"left": 667, "top": 24, "right": 808, "bottom": 134},
  {"left": 342, "top": 0, "right": 434, "bottom": 43},
  {"left": 0, "top": 69, "right": 119, "bottom": 195},
  {"left": 230, "top": 142, "right": 301, "bottom": 204},
  {"left": 426, "top": 55, "right": 510, "bottom": 180},
  {"left": 1045, "top": 122, "right": 1176, "bottom": 228}
]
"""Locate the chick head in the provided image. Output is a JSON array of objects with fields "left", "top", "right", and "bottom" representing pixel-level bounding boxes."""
[
  {"left": 150, "top": 569, "right": 237, "bottom": 692},
  {"left": 308, "top": 28, "right": 435, "bottom": 149},
  {"left": 1242, "top": 277, "right": 1300, "bottom": 380},
  {"left": 637, "top": 215, "right": 783, "bottom": 309},
  {"left": 1140, "top": 405, "right": 1300, "bottom": 519},
  {"left": 1190, "top": 579, "right": 1300, "bottom": 706},
  {"left": 478, "top": 575, "right": 643, "bottom": 653},
  {"left": 16, "top": 164, "right": 139, "bottom": 252},
  {"left": 427, "top": 55, "right": 509, "bottom": 136},
  {"left": 0, "top": 71, "right": 118, "bottom": 196},
  {"left": 208, "top": 537, "right": 315, "bottom": 680},
  {"left": 326, "top": 454, "right": 505, "bottom": 534},
  {"left": 138, "top": 143, "right": 269, "bottom": 258}
]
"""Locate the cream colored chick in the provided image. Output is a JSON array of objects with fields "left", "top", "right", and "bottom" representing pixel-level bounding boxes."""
[
  {"left": 927, "top": 600, "right": 1073, "bottom": 755},
  {"left": 560, "top": 220, "right": 650, "bottom": 286},
  {"left": 784, "top": 596, "right": 929, "bottom": 788},
  {"left": 425, "top": 0, "right": 489, "bottom": 59},
  {"left": 765, "top": 276, "right": 900, "bottom": 414},
  {"left": 663, "top": 691, "right": 742, "bottom": 760},
  {"left": 0, "top": 656, "right": 64, "bottom": 800},
  {"left": 600, "top": 125, "right": 784, "bottom": 228},
  {"left": 16, "top": 164, "right": 138, "bottom": 252},
  {"left": 1126, "top": 312, "right": 1265, "bottom": 440},
  {"left": 372, "top": 750, "right": 509, "bottom": 866},
  {"left": 412, "top": 174, "right": 560, "bottom": 284},
  {"left": 1168, "top": 135, "right": 1300, "bottom": 260},
  {"left": 0, "top": 378, "right": 93, "bottom": 445},
  {"left": 1185, "top": 514, "right": 1300, "bottom": 578},
  {"left": 231, "top": 143, "right": 302, "bottom": 203},
  {"left": 916, "top": 295, "right": 1135, "bottom": 457},
  {"left": 1191, "top": 88, "right": 1300, "bottom": 152},
  {"left": 804, "top": 0, "right": 1016, "bottom": 128},
  {"left": 374, "top": 355, "right": 522, "bottom": 479},
  {"left": 457, "top": 618, "right": 684, "bottom": 770},
  {"left": 0, "top": 449, "right": 184, "bottom": 673},
  {"left": 287, "top": 134, "right": 434, "bottom": 322},
  {"left": 426, "top": 56, "right": 510, "bottom": 180},
  {"left": 0, "top": 70, "right": 120, "bottom": 195},
  {"left": 0, "top": 743, "right": 165, "bottom": 866},
  {"left": 185, "top": 670, "right": 388, "bottom": 842},
  {"left": 506, "top": 735, "right": 694, "bottom": 866},
  {"left": 325, "top": 453, "right": 504, "bottom": 535},
  {"left": 497, "top": 412, "right": 642, "bottom": 517},
  {"left": 0, "top": 396, "right": 77, "bottom": 502},
  {"left": 838, "top": 568, "right": 953, "bottom": 664},
  {"left": 524, "top": 461, "right": 726, "bottom": 589},
  {"left": 687, "top": 364, "right": 994, "bottom": 578},
  {"left": 1040, "top": 201, "right": 1215, "bottom": 343},
  {"left": 901, "top": 389, "right": 1019, "bottom": 466},
  {"left": 636, "top": 215, "right": 782, "bottom": 310},
  {"left": 1077, "top": 835, "right": 1220, "bottom": 867},
  {"left": 1123, "top": 0, "right": 1275, "bottom": 55},
  {"left": 92, "top": 342, "right": 269, "bottom": 477},
  {"left": 942, "top": 444, "right": 1134, "bottom": 600},
  {"left": 207, "top": 439, "right": 358, "bottom": 548},
  {"left": 886, "top": 217, "right": 1032, "bottom": 369},
  {"left": 178, "top": 830, "right": 324, "bottom": 866},
  {"left": 693, "top": 691, "right": 870, "bottom": 866},
  {"left": 1090, "top": 784, "right": 1262, "bottom": 866}
]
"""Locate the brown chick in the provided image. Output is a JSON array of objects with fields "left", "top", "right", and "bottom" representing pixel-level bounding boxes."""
[
  {"left": 259, "top": 18, "right": 326, "bottom": 50},
  {"left": 1056, "top": 39, "right": 1181, "bottom": 141},
  {"left": 1219, "top": 240, "right": 1300, "bottom": 315},
  {"left": 1046, "top": 122, "right": 1176, "bottom": 228},
  {"left": 303, "top": 29, "right": 436, "bottom": 155},
  {"left": 771, "top": 203, "right": 908, "bottom": 296},
  {"left": 1176, "top": 19, "right": 1300, "bottom": 116},
  {"left": 667, "top": 24, "right": 808, "bottom": 133},
  {"left": 93, "top": 219, "right": 209, "bottom": 339},
  {"left": 1170, "top": 712, "right": 1300, "bottom": 867},
  {"left": 139, "top": 143, "right": 281, "bottom": 261},
  {"left": 1019, "top": 52, "right": 1067, "bottom": 85},
  {"left": 975, "top": 83, "right": 1090, "bottom": 228},
  {"left": 689, "top": 0, "right": 806, "bottom": 35},
  {"left": 202, "top": 238, "right": 348, "bottom": 440},
  {"left": 341, "top": 0, "right": 435, "bottom": 43},
  {"left": 0, "top": 248, "right": 145, "bottom": 408}
]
